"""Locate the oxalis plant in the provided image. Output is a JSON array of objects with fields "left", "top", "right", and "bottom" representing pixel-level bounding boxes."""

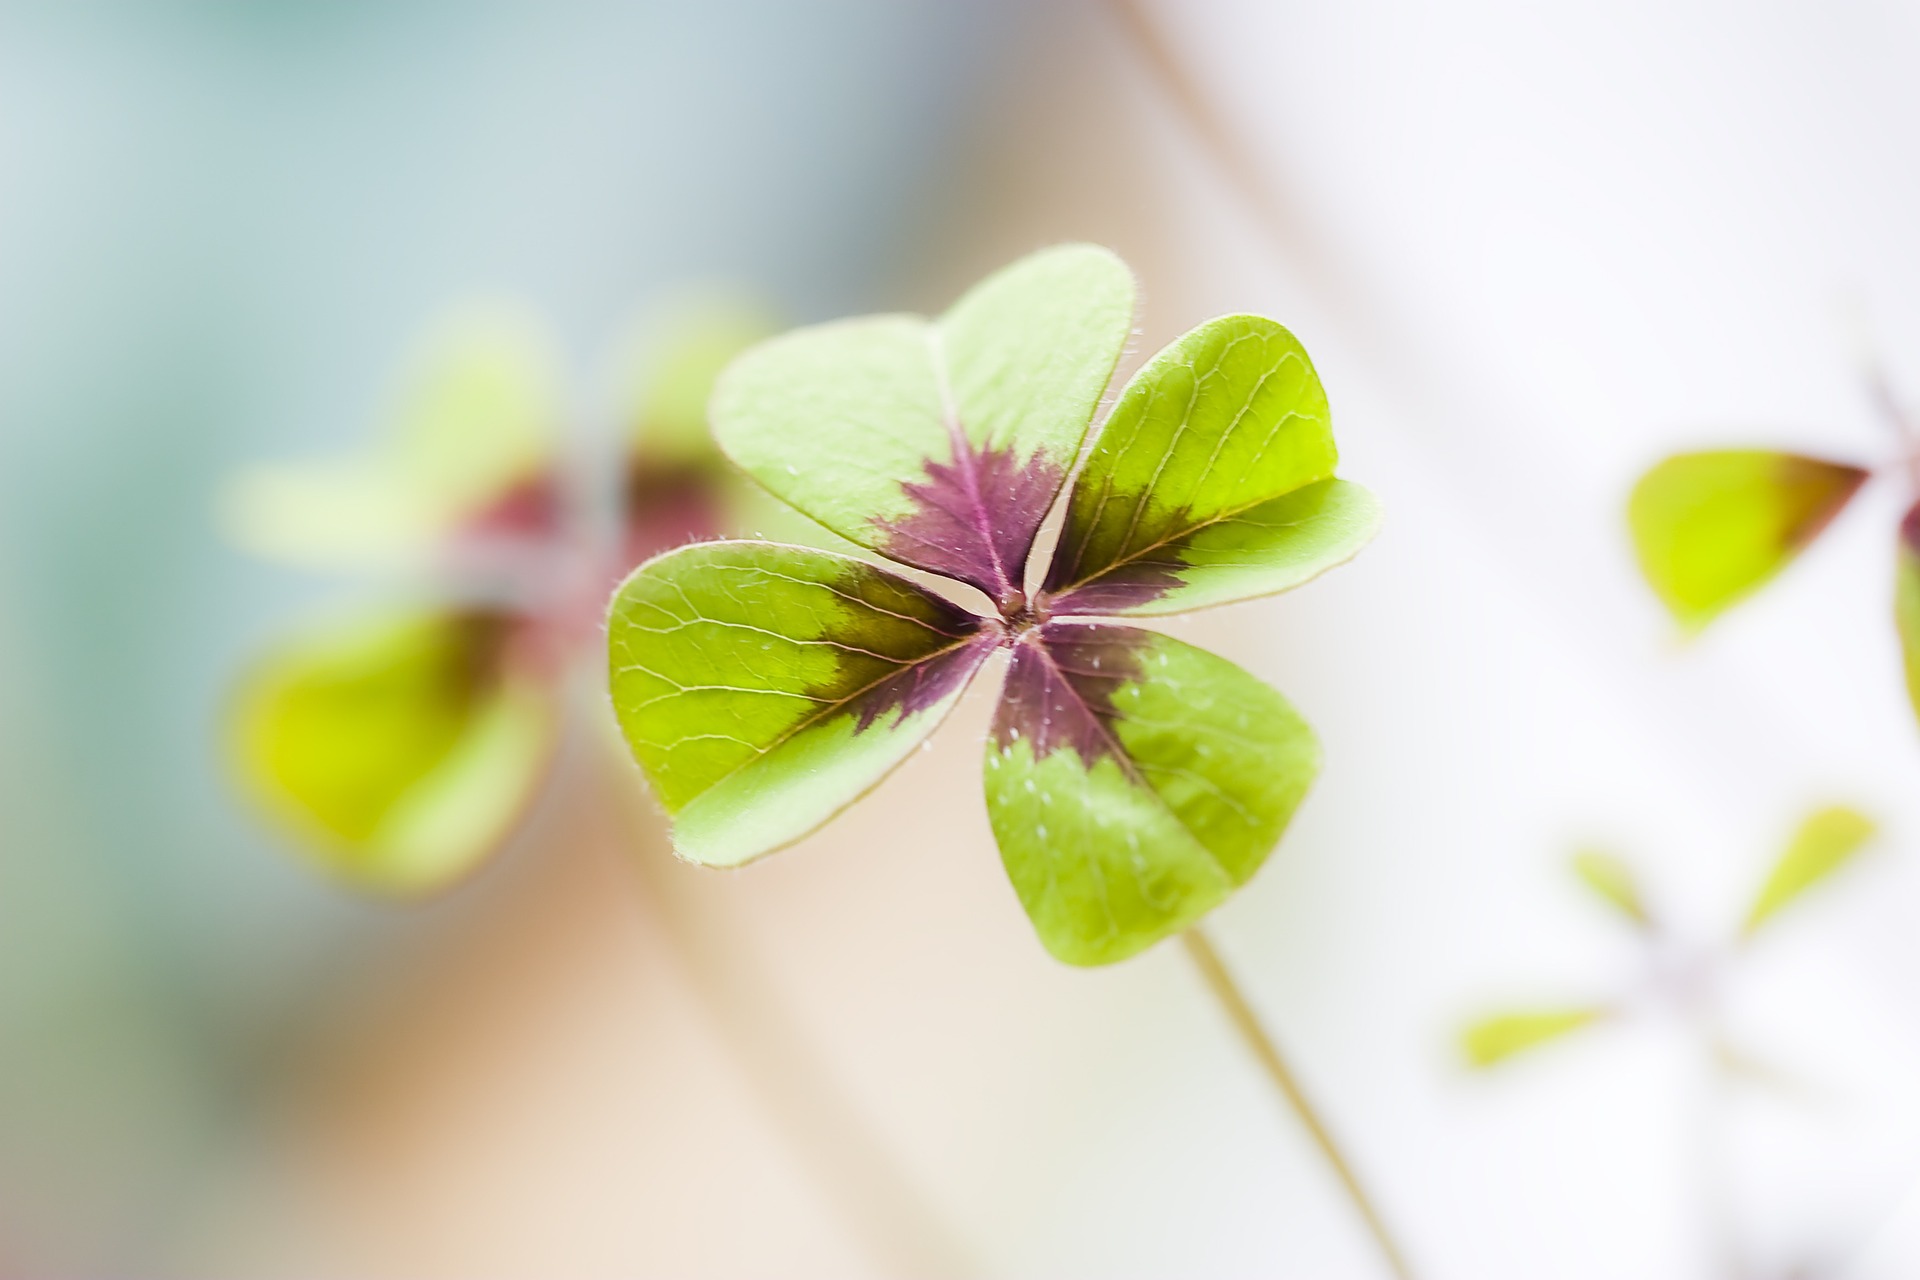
[
  {"left": 1463, "top": 807, "right": 1877, "bottom": 1279},
  {"left": 605, "top": 245, "right": 1411, "bottom": 1273}
]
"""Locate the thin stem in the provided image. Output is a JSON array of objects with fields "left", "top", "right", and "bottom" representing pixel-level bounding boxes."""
[
  {"left": 1182, "top": 928, "right": 1416, "bottom": 1280},
  {"left": 1867, "top": 362, "right": 1920, "bottom": 492},
  {"left": 594, "top": 751, "right": 975, "bottom": 1279},
  {"left": 1843, "top": 303, "right": 1920, "bottom": 489}
]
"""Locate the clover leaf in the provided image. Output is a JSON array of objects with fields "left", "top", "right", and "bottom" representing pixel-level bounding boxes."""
[
  {"left": 607, "top": 245, "right": 1381, "bottom": 964},
  {"left": 1460, "top": 1008, "right": 1610, "bottom": 1069},
  {"left": 1627, "top": 449, "right": 1868, "bottom": 632},
  {"left": 227, "top": 606, "right": 557, "bottom": 894},
  {"left": 225, "top": 306, "right": 566, "bottom": 573},
  {"left": 1622, "top": 436, "right": 1920, "bottom": 733},
  {"left": 1569, "top": 848, "right": 1653, "bottom": 929},
  {"left": 1741, "top": 804, "right": 1876, "bottom": 939}
]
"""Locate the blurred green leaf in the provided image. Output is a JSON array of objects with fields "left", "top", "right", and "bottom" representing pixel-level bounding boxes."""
[
  {"left": 1896, "top": 501, "right": 1920, "bottom": 728},
  {"left": 1570, "top": 849, "right": 1652, "bottom": 928},
  {"left": 1627, "top": 450, "right": 1866, "bottom": 630},
  {"left": 224, "top": 305, "right": 561, "bottom": 570},
  {"left": 620, "top": 296, "right": 776, "bottom": 467},
  {"left": 1461, "top": 1008, "right": 1608, "bottom": 1069},
  {"left": 229, "top": 607, "right": 556, "bottom": 895},
  {"left": 1743, "top": 805, "right": 1876, "bottom": 937},
  {"left": 1712, "top": 1036, "right": 1814, "bottom": 1098},
  {"left": 618, "top": 299, "right": 777, "bottom": 560}
]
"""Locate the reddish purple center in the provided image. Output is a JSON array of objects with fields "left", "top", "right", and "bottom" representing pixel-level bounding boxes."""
[
  {"left": 990, "top": 622, "right": 1149, "bottom": 768},
  {"left": 875, "top": 432, "right": 1063, "bottom": 613}
]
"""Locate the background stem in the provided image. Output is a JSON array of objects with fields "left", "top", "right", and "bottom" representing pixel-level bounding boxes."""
[{"left": 1182, "top": 927, "right": 1416, "bottom": 1280}]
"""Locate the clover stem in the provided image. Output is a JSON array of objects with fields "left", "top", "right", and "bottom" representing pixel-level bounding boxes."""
[
  {"left": 1851, "top": 325, "right": 1920, "bottom": 490},
  {"left": 1182, "top": 928, "right": 1416, "bottom": 1280}
]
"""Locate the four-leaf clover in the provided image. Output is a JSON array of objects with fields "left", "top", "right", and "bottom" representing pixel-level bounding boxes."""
[{"left": 607, "top": 246, "right": 1381, "bottom": 964}]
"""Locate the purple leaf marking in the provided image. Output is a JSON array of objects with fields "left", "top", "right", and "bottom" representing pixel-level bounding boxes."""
[
  {"left": 850, "top": 628, "right": 998, "bottom": 733},
  {"left": 623, "top": 456, "right": 726, "bottom": 567},
  {"left": 990, "top": 622, "right": 1151, "bottom": 767},
  {"left": 460, "top": 471, "right": 564, "bottom": 545},
  {"left": 1041, "top": 494, "right": 1211, "bottom": 616},
  {"left": 876, "top": 428, "right": 1064, "bottom": 612},
  {"left": 1778, "top": 455, "right": 1869, "bottom": 550},
  {"left": 1044, "top": 554, "right": 1189, "bottom": 616}
]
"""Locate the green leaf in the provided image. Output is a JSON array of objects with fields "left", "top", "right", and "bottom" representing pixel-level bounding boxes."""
[
  {"left": 1743, "top": 805, "right": 1876, "bottom": 937},
  {"left": 228, "top": 607, "right": 556, "bottom": 894},
  {"left": 607, "top": 541, "right": 996, "bottom": 866},
  {"left": 618, "top": 299, "right": 775, "bottom": 562},
  {"left": 984, "top": 624, "right": 1319, "bottom": 965},
  {"left": 1044, "top": 314, "right": 1358, "bottom": 616},
  {"left": 622, "top": 296, "right": 775, "bottom": 464},
  {"left": 1461, "top": 1008, "right": 1608, "bottom": 1069},
  {"left": 709, "top": 244, "right": 1135, "bottom": 608},
  {"left": 1053, "top": 478, "right": 1380, "bottom": 617},
  {"left": 1896, "top": 501, "right": 1920, "bottom": 727},
  {"left": 1626, "top": 450, "right": 1867, "bottom": 630},
  {"left": 224, "top": 305, "right": 562, "bottom": 570},
  {"left": 1570, "top": 849, "right": 1652, "bottom": 928}
]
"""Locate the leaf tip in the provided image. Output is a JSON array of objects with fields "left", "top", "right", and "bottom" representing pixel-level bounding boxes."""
[
  {"left": 1742, "top": 804, "right": 1877, "bottom": 938},
  {"left": 1460, "top": 1007, "right": 1606, "bottom": 1069}
]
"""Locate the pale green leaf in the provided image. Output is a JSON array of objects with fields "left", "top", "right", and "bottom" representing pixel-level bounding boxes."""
[
  {"left": 1743, "top": 805, "right": 1876, "bottom": 937},
  {"left": 1712, "top": 1036, "right": 1813, "bottom": 1097},
  {"left": 984, "top": 624, "right": 1319, "bottom": 965},
  {"left": 228, "top": 607, "right": 557, "bottom": 894},
  {"left": 618, "top": 294, "right": 776, "bottom": 467},
  {"left": 1461, "top": 1008, "right": 1608, "bottom": 1069},
  {"left": 224, "top": 305, "right": 560, "bottom": 570},
  {"left": 709, "top": 244, "right": 1135, "bottom": 607},
  {"left": 1897, "top": 502, "right": 1920, "bottom": 728},
  {"left": 1570, "top": 849, "right": 1652, "bottom": 928},
  {"left": 607, "top": 541, "right": 996, "bottom": 866},
  {"left": 1043, "top": 315, "right": 1358, "bottom": 616},
  {"left": 616, "top": 299, "right": 776, "bottom": 561},
  {"left": 1627, "top": 450, "right": 1866, "bottom": 631}
]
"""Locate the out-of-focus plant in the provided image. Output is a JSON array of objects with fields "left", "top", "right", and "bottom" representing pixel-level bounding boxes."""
[
  {"left": 606, "top": 246, "right": 1413, "bottom": 1276},
  {"left": 224, "top": 302, "right": 764, "bottom": 892},
  {"left": 222, "top": 303, "right": 983, "bottom": 1278},
  {"left": 1628, "top": 452, "right": 1868, "bottom": 636},
  {"left": 1462, "top": 807, "right": 1878, "bottom": 1277},
  {"left": 1624, "top": 361, "right": 1920, "bottom": 726}
]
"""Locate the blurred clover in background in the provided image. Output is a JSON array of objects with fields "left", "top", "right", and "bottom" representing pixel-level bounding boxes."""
[
  {"left": 1626, "top": 358, "right": 1920, "bottom": 729},
  {"left": 220, "top": 300, "right": 768, "bottom": 894},
  {"left": 1463, "top": 805, "right": 1877, "bottom": 1070},
  {"left": 1462, "top": 808, "right": 1879, "bottom": 1276}
]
